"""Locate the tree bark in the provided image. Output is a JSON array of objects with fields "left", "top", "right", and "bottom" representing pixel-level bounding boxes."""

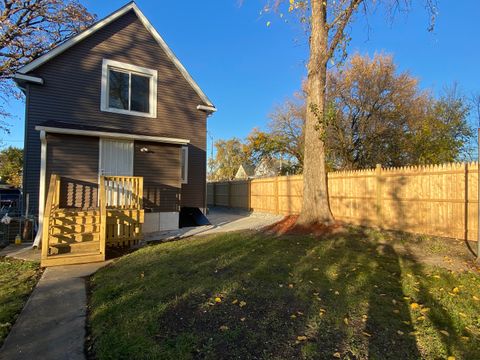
[{"left": 297, "top": 0, "right": 334, "bottom": 225}]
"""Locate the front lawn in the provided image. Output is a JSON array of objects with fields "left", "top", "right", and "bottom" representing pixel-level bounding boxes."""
[
  {"left": 89, "top": 228, "right": 480, "bottom": 359},
  {"left": 0, "top": 258, "right": 41, "bottom": 345}
]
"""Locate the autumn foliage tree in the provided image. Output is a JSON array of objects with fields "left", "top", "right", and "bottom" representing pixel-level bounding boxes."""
[
  {"left": 261, "top": 0, "right": 439, "bottom": 225},
  {"left": 0, "top": 146, "right": 22, "bottom": 187},
  {"left": 0, "top": 0, "right": 96, "bottom": 128}
]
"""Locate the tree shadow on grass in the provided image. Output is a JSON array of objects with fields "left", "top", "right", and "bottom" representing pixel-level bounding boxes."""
[{"left": 89, "top": 227, "right": 479, "bottom": 360}]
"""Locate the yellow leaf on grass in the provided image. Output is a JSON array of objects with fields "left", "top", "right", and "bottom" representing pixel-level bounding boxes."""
[
  {"left": 239, "top": 301, "right": 247, "bottom": 308},
  {"left": 362, "top": 331, "right": 371, "bottom": 337},
  {"left": 343, "top": 318, "right": 349, "bottom": 325},
  {"left": 333, "top": 352, "right": 341, "bottom": 358},
  {"left": 473, "top": 295, "right": 480, "bottom": 301},
  {"left": 231, "top": 299, "right": 238, "bottom": 305},
  {"left": 393, "top": 309, "right": 400, "bottom": 314},
  {"left": 240, "top": 317, "right": 246, "bottom": 322},
  {"left": 290, "top": 314, "right": 297, "bottom": 319},
  {"left": 219, "top": 325, "right": 229, "bottom": 331},
  {"left": 452, "top": 287, "right": 460, "bottom": 294},
  {"left": 447, "top": 356, "right": 455, "bottom": 360},
  {"left": 440, "top": 330, "right": 449, "bottom": 336},
  {"left": 417, "top": 316, "right": 426, "bottom": 321},
  {"left": 297, "top": 335, "right": 307, "bottom": 341},
  {"left": 397, "top": 330, "right": 404, "bottom": 335},
  {"left": 215, "top": 297, "right": 222, "bottom": 303},
  {"left": 410, "top": 303, "right": 420, "bottom": 310}
]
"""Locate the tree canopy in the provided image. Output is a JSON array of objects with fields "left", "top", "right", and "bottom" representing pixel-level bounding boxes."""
[
  {"left": 0, "top": 0, "right": 96, "bottom": 128},
  {"left": 0, "top": 146, "right": 22, "bottom": 187}
]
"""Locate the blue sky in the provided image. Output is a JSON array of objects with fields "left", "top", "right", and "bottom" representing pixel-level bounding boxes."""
[{"left": 2, "top": 0, "right": 479, "bottom": 160}]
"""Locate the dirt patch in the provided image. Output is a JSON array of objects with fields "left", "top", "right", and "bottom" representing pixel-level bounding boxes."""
[{"left": 264, "top": 215, "right": 344, "bottom": 236}]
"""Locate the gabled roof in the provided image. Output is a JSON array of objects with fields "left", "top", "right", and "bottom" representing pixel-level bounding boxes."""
[{"left": 17, "top": 1, "right": 215, "bottom": 109}]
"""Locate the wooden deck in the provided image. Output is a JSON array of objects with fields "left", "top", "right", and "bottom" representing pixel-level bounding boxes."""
[{"left": 41, "top": 175, "right": 144, "bottom": 267}]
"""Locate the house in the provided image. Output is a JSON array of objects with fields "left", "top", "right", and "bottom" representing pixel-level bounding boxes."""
[
  {"left": 254, "top": 157, "right": 291, "bottom": 178},
  {"left": 13, "top": 2, "right": 216, "bottom": 265},
  {"left": 234, "top": 164, "right": 255, "bottom": 180}
]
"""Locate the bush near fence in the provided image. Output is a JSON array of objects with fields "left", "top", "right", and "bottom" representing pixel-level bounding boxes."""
[{"left": 207, "top": 162, "right": 479, "bottom": 241}]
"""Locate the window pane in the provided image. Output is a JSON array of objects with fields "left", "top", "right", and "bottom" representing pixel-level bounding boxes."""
[
  {"left": 108, "top": 70, "right": 129, "bottom": 110},
  {"left": 131, "top": 74, "right": 150, "bottom": 113}
]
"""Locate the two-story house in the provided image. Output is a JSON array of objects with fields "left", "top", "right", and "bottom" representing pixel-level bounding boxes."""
[{"left": 14, "top": 2, "right": 216, "bottom": 263}]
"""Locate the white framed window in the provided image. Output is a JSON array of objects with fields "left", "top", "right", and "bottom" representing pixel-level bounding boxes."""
[
  {"left": 101, "top": 59, "right": 157, "bottom": 118},
  {"left": 181, "top": 146, "right": 188, "bottom": 184}
]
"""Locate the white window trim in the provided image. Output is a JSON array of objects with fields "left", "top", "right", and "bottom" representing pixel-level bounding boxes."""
[
  {"left": 101, "top": 59, "right": 157, "bottom": 118},
  {"left": 181, "top": 146, "right": 189, "bottom": 184}
]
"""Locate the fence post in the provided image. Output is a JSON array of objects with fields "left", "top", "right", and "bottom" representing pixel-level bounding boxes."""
[
  {"left": 376, "top": 164, "right": 383, "bottom": 228},
  {"left": 275, "top": 176, "right": 279, "bottom": 214},
  {"left": 228, "top": 181, "right": 232, "bottom": 208},
  {"left": 248, "top": 179, "right": 252, "bottom": 211}
]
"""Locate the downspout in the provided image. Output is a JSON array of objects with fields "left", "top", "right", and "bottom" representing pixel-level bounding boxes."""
[{"left": 33, "top": 130, "right": 47, "bottom": 248}]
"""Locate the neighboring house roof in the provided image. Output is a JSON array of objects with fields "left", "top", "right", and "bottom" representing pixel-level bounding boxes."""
[
  {"left": 35, "top": 120, "right": 190, "bottom": 145},
  {"left": 15, "top": 1, "right": 216, "bottom": 110},
  {"left": 235, "top": 164, "right": 255, "bottom": 179},
  {"left": 254, "top": 157, "right": 290, "bottom": 177}
]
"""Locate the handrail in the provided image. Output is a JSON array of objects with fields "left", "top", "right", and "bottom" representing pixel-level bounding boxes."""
[
  {"left": 103, "top": 176, "right": 144, "bottom": 210},
  {"left": 41, "top": 174, "right": 60, "bottom": 261},
  {"left": 99, "top": 176, "right": 107, "bottom": 259}
]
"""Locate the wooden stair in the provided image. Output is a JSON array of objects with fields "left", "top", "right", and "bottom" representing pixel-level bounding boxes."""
[
  {"left": 41, "top": 175, "right": 144, "bottom": 267},
  {"left": 42, "top": 207, "right": 105, "bottom": 267}
]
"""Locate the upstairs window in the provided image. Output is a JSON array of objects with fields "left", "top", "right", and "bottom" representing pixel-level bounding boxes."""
[{"left": 101, "top": 59, "right": 157, "bottom": 118}]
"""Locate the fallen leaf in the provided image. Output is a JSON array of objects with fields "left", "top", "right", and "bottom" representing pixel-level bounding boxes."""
[
  {"left": 240, "top": 317, "right": 246, "bottom": 322},
  {"left": 440, "top": 330, "right": 450, "bottom": 337},
  {"left": 417, "top": 316, "right": 426, "bottom": 321},
  {"left": 231, "top": 299, "right": 238, "bottom": 305},
  {"left": 215, "top": 297, "right": 222, "bottom": 303},
  {"left": 297, "top": 335, "right": 307, "bottom": 341},
  {"left": 288, "top": 284, "right": 294, "bottom": 288},
  {"left": 393, "top": 309, "right": 400, "bottom": 314},
  {"left": 343, "top": 317, "right": 349, "bottom": 325},
  {"left": 219, "top": 325, "right": 229, "bottom": 331},
  {"left": 290, "top": 314, "right": 297, "bottom": 319},
  {"left": 239, "top": 301, "right": 247, "bottom": 308},
  {"left": 397, "top": 330, "right": 404, "bottom": 335},
  {"left": 362, "top": 331, "right": 372, "bottom": 337},
  {"left": 410, "top": 303, "right": 420, "bottom": 310},
  {"left": 452, "top": 287, "right": 460, "bottom": 294},
  {"left": 473, "top": 295, "right": 480, "bottom": 301},
  {"left": 333, "top": 352, "right": 341, "bottom": 358},
  {"left": 447, "top": 356, "right": 455, "bottom": 360},
  {"left": 334, "top": 291, "right": 340, "bottom": 295}
]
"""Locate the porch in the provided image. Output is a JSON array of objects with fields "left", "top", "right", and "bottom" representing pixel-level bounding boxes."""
[{"left": 41, "top": 175, "right": 144, "bottom": 267}]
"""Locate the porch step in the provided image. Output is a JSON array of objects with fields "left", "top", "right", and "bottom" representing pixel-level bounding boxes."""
[
  {"left": 50, "top": 231, "right": 100, "bottom": 243},
  {"left": 49, "top": 241, "right": 100, "bottom": 255},
  {"left": 52, "top": 215, "right": 100, "bottom": 226},
  {"left": 53, "top": 209, "right": 100, "bottom": 217},
  {"left": 51, "top": 223, "right": 100, "bottom": 234},
  {"left": 41, "top": 252, "right": 105, "bottom": 267}
]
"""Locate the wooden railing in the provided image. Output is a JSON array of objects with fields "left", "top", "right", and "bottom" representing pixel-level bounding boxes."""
[
  {"left": 101, "top": 176, "right": 144, "bottom": 247},
  {"left": 41, "top": 175, "right": 144, "bottom": 266},
  {"left": 41, "top": 174, "right": 61, "bottom": 263}
]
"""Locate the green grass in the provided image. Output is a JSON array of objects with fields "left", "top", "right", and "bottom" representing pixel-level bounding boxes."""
[
  {"left": 89, "top": 228, "right": 480, "bottom": 359},
  {"left": 0, "top": 257, "right": 41, "bottom": 345}
]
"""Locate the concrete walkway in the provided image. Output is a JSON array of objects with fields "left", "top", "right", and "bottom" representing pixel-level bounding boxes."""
[
  {"left": 144, "top": 207, "right": 284, "bottom": 243},
  {"left": 0, "top": 262, "right": 110, "bottom": 360}
]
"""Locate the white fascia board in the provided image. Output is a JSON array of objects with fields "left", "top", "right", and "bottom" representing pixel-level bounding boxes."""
[
  {"left": 13, "top": 73, "right": 44, "bottom": 85},
  {"left": 197, "top": 105, "right": 217, "bottom": 112},
  {"left": 17, "top": 2, "right": 214, "bottom": 108},
  {"left": 35, "top": 126, "right": 190, "bottom": 145}
]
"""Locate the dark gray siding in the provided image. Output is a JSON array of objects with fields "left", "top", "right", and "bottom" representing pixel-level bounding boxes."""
[
  {"left": 24, "top": 9, "right": 208, "bottom": 214},
  {"left": 46, "top": 134, "right": 99, "bottom": 209},
  {"left": 134, "top": 141, "right": 181, "bottom": 212}
]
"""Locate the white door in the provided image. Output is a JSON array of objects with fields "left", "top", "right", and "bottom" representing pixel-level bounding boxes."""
[
  {"left": 99, "top": 139, "right": 134, "bottom": 176},
  {"left": 99, "top": 139, "right": 134, "bottom": 207}
]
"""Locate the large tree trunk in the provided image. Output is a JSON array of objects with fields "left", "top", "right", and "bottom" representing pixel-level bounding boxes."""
[{"left": 297, "top": 0, "right": 334, "bottom": 225}]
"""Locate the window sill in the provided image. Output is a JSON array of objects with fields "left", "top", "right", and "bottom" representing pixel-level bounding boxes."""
[{"left": 100, "top": 106, "right": 156, "bottom": 118}]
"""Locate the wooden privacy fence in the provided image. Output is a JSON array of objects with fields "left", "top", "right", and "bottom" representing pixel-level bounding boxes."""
[{"left": 207, "top": 162, "right": 480, "bottom": 241}]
